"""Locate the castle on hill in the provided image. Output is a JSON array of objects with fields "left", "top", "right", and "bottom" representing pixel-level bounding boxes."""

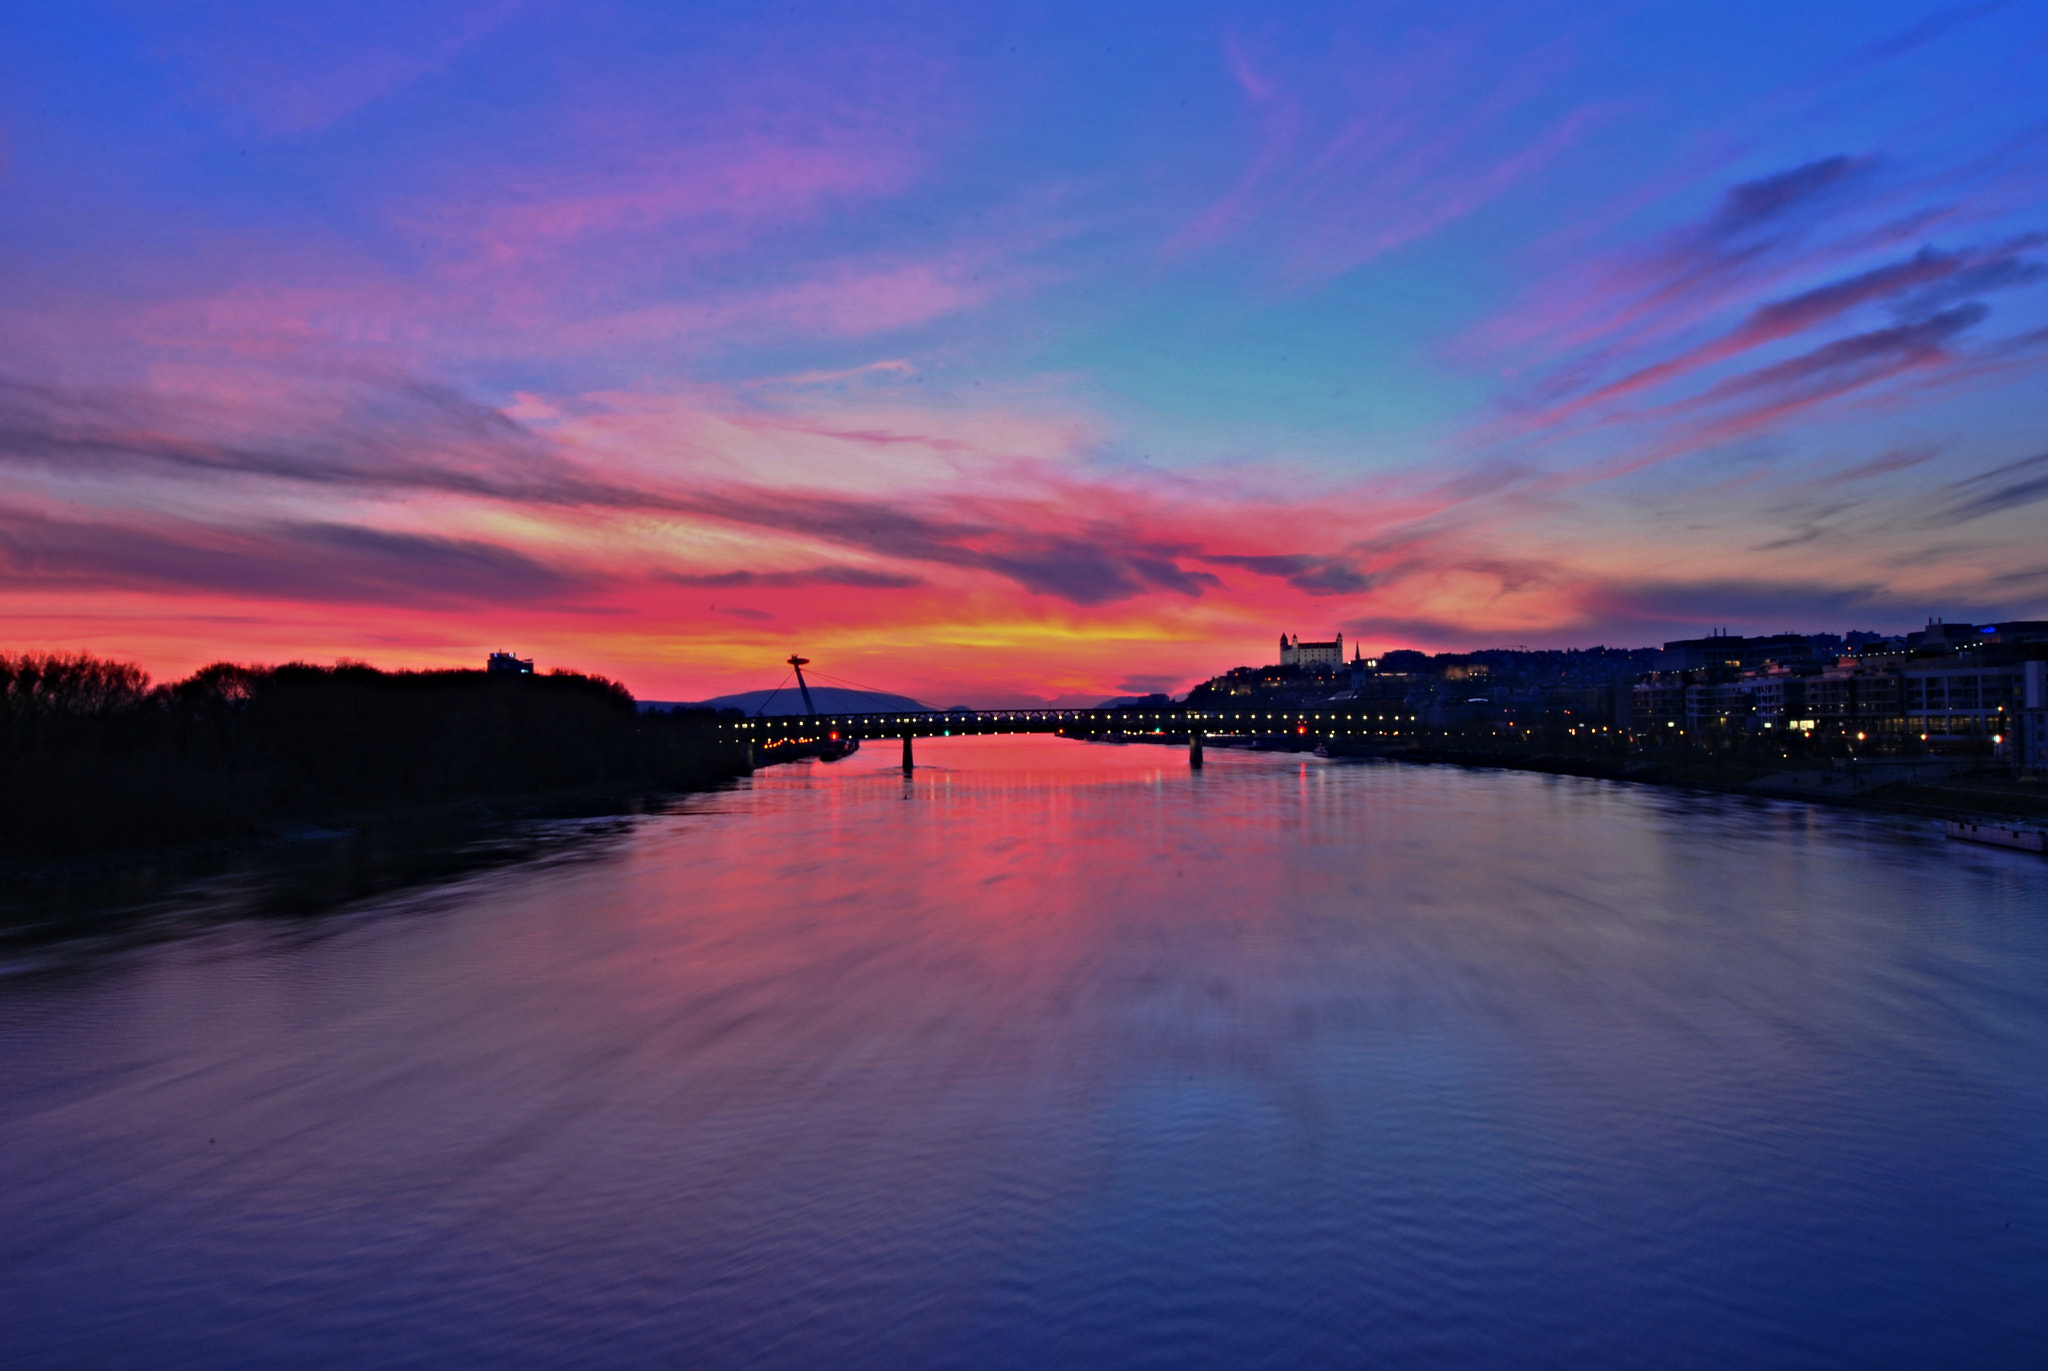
[{"left": 1279, "top": 633, "right": 1345, "bottom": 671}]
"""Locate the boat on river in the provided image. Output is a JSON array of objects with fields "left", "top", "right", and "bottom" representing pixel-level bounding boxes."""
[{"left": 1945, "top": 820, "right": 2047, "bottom": 853}]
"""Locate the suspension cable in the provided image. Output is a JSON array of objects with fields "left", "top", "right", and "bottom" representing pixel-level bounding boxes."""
[
  {"left": 752, "top": 671, "right": 794, "bottom": 717},
  {"left": 804, "top": 667, "right": 927, "bottom": 706}
]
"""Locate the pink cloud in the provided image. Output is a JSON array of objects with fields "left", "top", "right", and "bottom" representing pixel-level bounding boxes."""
[
  {"left": 8, "top": 350, "right": 2041, "bottom": 700},
  {"left": 433, "top": 138, "right": 919, "bottom": 267},
  {"left": 152, "top": 1, "right": 524, "bottom": 136},
  {"left": 1470, "top": 132, "right": 2048, "bottom": 375},
  {"left": 751, "top": 260, "right": 987, "bottom": 335},
  {"left": 1490, "top": 244, "right": 1981, "bottom": 440},
  {"left": 1173, "top": 18, "right": 1601, "bottom": 280},
  {"left": 492, "top": 247, "right": 1029, "bottom": 354},
  {"left": 1170, "top": 39, "right": 1305, "bottom": 256}
]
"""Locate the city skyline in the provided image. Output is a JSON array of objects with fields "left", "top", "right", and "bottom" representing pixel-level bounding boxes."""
[{"left": 5, "top": 2, "right": 2046, "bottom": 706}]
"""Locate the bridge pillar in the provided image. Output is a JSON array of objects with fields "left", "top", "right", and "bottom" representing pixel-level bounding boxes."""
[
  {"left": 1189, "top": 728, "right": 1204, "bottom": 769},
  {"left": 902, "top": 732, "right": 914, "bottom": 774}
]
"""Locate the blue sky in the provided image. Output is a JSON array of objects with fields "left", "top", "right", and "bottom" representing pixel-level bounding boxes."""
[{"left": 2, "top": 1, "right": 2044, "bottom": 700}]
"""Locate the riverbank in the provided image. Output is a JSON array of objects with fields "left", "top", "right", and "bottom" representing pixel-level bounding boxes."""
[
  {"left": 2, "top": 654, "right": 754, "bottom": 876},
  {"left": 1389, "top": 745, "right": 2048, "bottom": 827},
  {"left": 1076, "top": 730, "right": 2046, "bottom": 828},
  {"left": 1, "top": 776, "right": 702, "bottom": 881},
  {"left": 0, "top": 777, "right": 750, "bottom": 943}
]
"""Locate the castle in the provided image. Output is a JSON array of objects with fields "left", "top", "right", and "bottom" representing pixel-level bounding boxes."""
[{"left": 1279, "top": 633, "right": 1344, "bottom": 671}]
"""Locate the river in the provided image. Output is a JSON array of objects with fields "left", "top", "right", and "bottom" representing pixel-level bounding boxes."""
[{"left": 3, "top": 736, "right": 2045, "bottom": 1368}]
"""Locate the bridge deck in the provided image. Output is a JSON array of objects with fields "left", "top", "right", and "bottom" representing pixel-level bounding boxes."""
[{"left": 714, "top": 707, "right": 1418, "bottom": 743}]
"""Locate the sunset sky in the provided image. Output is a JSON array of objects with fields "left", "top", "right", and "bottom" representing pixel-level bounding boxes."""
[{"left": 4, "top": 2, "right": 2045, "bottom": 705}]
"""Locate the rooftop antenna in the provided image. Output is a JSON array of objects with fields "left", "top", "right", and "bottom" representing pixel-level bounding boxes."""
[{"left": 787, "top": 654, "right": 820, "bottom": 716}]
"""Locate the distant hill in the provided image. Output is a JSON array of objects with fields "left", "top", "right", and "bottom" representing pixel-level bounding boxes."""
[{"left": 640, "top": 686, "right": 930, "bottom": 716}]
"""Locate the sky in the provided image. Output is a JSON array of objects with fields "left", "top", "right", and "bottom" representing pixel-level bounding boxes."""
[{"left": 3, "top": 1, "right": 2045, "bottom": 705}]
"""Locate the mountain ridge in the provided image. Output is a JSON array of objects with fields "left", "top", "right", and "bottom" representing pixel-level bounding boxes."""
[{"left": 639, "top": 686, "right": 930, "bottom": 716}]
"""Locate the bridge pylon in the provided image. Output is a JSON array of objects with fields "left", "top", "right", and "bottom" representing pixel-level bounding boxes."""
[{"left": 902, "top": 732, "right": 914, "bottom": 774}]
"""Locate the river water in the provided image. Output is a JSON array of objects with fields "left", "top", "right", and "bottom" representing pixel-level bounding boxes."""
[{"left": 3, "top": 736, "right": 2045, "bottom": 1368}]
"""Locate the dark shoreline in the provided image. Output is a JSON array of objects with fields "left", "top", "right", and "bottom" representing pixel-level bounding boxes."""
[
  {"left": 2, "top": 656, "right": 757, "bottom": 896},
  {"left": 1037, "top": 732, "right": 2048, "bottom": 829},
  {"left": 1107, "top": 732, "right": 2046, "bottom": 828},
  {"left": 1381, "top": 745, "right": 2047, "bottom": 828},
  {"left": 0, "top": 778, "right": 712, "bottom": 884},
  {"left": 8, "top": 736, "right": 2039, "bottom": 938},
  {"left": 0, "top": 777, "right": 754, "bottom": 945}
]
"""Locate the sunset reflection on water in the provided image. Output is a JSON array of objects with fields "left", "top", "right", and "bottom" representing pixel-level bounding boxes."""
[{"left": 3, "top": 736, "right": 2046, "bottom": 1368}]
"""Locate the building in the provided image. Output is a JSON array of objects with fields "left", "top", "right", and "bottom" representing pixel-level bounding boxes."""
[
  {"left": 1734, "top": 667, "right": 1809, "bottom": 731},
  {"left": 1656, "top": 631, "right": 1815, "bottom": 672},
  {"left": 487, "top": 652, "right": 534, "bottom": 674},
  {"left": 2020, "top": 660, "right": 2048, "bottom": 776},
  {"left": 1804, "top": 658, "right": 1903, "bottom": 737},
  {"left": 1279, "top": 633, "right": 1344, "bottom": 671},
  {"left": 1628, "top": 617, "right": 2047, "bottom": 758},
  {"left": 1903, "top": 658, "right": 2028, "bottom": 750},
  {"left": 1686, "top": 676, "right": 1752, "bottom": 732},
  {"left": 1630, "top": 673, "right": 1690, "bottom": 731}
]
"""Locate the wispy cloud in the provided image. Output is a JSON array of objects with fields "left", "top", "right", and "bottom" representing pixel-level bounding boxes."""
[
  {"left": 1853, "top": 0, "right": 2018, "bottom": 65},
  {"left": 1451, "top": 126, "right": 2048, "bottom": 507},
  {"left": 0, "top": 371, "right": 1226, "bottom": 607},
  {"left": 658, "top": 566, "right": 924, "bottom": 589},
  {"left": 0, "top": 506, "right": 580, "bottom": 608},
  {"left": 1670, "top": 302, "right": 1988, "bottom": 415},
  {"left": 1937, "top": 448, "right": 2048, "bottom": 522},
  {"left": 154, "top": 1, "right": 525, "bottom": 135},
  {"left": 748, "top": 360, "right": 919, "bottom": 389},
  {"left": 1206, "top": 553, "right": 1377, "bottom": 596},
  {"left": 418, "top": 137, "right": 918, "bottom": 268},
  {"left": 1522, "top": 244, "right": 1993, "bottom": 425},
  {"left": 1173, "top": 16, "right": 1603, "bottom": 280},
  {"left": 671, "top": 487, "right": 1226, "bottom": 607},
  {"left": 0, "top": 374, "right": 645, "bottom": 510},
  {"left": 1825, "top": 445, "right": 1942, "bottom": 483}
]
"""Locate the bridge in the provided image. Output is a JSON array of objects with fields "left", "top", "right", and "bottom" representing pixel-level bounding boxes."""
[{"left": 715, "top": 704, "right": 1420, "bottom": 772}]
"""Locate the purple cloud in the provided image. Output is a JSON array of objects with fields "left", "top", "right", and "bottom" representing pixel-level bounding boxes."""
[
  {"left": 1939, "top": 449, "right": 2048, "bottom": 522},
  {"left": 1207, "top": 553, "right": 1377, "bottom": 596},
  {"left": 1680, "top": 302, "right": 1987, "bottom": 412},
  {"left": 658, "top": 566, "right": 924, "bottom": 589},
  {"left": 1703, "top": 156, "right": 1877, "bottom": 243},
  {"left": 0, "top": 507, "right": 581, "bottom": 608}
]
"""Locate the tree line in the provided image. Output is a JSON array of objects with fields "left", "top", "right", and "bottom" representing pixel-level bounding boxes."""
[{"left": 0, "top": 653, "right": 744, "bottom": 860}]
